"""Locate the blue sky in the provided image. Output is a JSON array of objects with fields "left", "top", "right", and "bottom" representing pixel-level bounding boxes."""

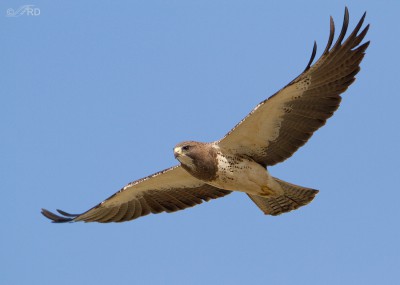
[{"left": 2, "top": 1, "right": 399, "bottom": 284}]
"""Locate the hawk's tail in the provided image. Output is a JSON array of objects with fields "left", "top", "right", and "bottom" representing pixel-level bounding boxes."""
[{"left": 247, "top": 177, "right": 319, "bottom": 216}]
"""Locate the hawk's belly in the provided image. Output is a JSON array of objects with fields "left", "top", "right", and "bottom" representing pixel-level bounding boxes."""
[{"left": 207, "top": 153, "right": 283, "bottom": 196}]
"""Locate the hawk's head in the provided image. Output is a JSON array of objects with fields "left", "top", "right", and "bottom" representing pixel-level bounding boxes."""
[{"left": 174, "top": 141, "right": 218, "bottom": 181}]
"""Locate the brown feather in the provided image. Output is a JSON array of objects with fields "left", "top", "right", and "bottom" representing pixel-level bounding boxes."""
[
  {"left": 41, "top": 166, "right": 231, "bottom": 223},
  {"left": 218, "top": 8, "right": 369, "bottom": 167}
]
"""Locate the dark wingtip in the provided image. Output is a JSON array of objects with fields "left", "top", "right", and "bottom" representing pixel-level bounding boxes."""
[
  {"left": 322, "top": 16, "right": 335, "bottom": 55},
  {"left": 331, "top": 6, "right": 350, "bottom": 50},
  {"left": 344, "top": 6, "right": 349, "bottom": 19},
  {"left": 56, "top": 209, "right": 79, "bottom": 217},
  {"left": 303, "top": 7, "right": 369, "bottom": 73},
  {"left": 41, "top": 208, "right": 75, "bottom": 223},
  {"left": 304, "top": 41, "right": 317, "bottom": 72}
]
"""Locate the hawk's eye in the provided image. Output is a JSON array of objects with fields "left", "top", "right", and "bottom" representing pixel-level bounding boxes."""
[{"left": 182, "top": 145, "right": 190, "bottom": 151}]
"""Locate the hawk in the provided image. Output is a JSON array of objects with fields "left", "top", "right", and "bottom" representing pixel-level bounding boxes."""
[{"left": 42, "top": 8, "right": 369, "bottom": 223}]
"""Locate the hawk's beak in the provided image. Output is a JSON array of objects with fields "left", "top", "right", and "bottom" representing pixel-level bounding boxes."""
[{"left": 174, "top": 147, "right": 182, "bottom": 158}]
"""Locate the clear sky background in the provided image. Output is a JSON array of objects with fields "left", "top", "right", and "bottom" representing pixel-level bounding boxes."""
[{"left": 2, "top": 1, "right": 399, "bottom": 284}]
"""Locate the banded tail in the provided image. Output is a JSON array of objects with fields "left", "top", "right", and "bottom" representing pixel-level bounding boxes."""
[{"left": 248, "top": 177, "right": 318, "bottom": 216}]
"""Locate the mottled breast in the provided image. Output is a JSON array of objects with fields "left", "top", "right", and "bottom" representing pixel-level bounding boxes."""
[{"left": 208, "top": 145, "right": 272, "bottom": 195}]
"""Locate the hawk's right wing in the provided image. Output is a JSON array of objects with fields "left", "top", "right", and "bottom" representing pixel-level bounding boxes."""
[{"left": 41, "top": 165, "right": 231, "bottom": 223}]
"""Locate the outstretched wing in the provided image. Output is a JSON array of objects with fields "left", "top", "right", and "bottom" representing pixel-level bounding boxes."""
[
  {"left": 218, "top": 8, "right": 369, "bottom": 167},
  {"left": 41, "top": 165, "right": 231, "bottom": 223}
]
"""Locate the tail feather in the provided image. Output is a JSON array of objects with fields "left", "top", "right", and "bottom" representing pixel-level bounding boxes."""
[{"left": 248, "top": 177, "right": 319, "bottom": 216}]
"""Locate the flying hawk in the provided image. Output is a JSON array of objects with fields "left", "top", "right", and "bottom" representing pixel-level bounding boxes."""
[{"left": 42, "top": 8, "right": 369, "bottom": 223}]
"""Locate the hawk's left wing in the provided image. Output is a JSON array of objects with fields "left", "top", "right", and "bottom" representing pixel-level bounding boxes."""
[
  {"left": 218, "top": 8, "right": 369, "bottom": 167},
  {"left": 41, "top": 165, "right": 231, "bottom": 223}
]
